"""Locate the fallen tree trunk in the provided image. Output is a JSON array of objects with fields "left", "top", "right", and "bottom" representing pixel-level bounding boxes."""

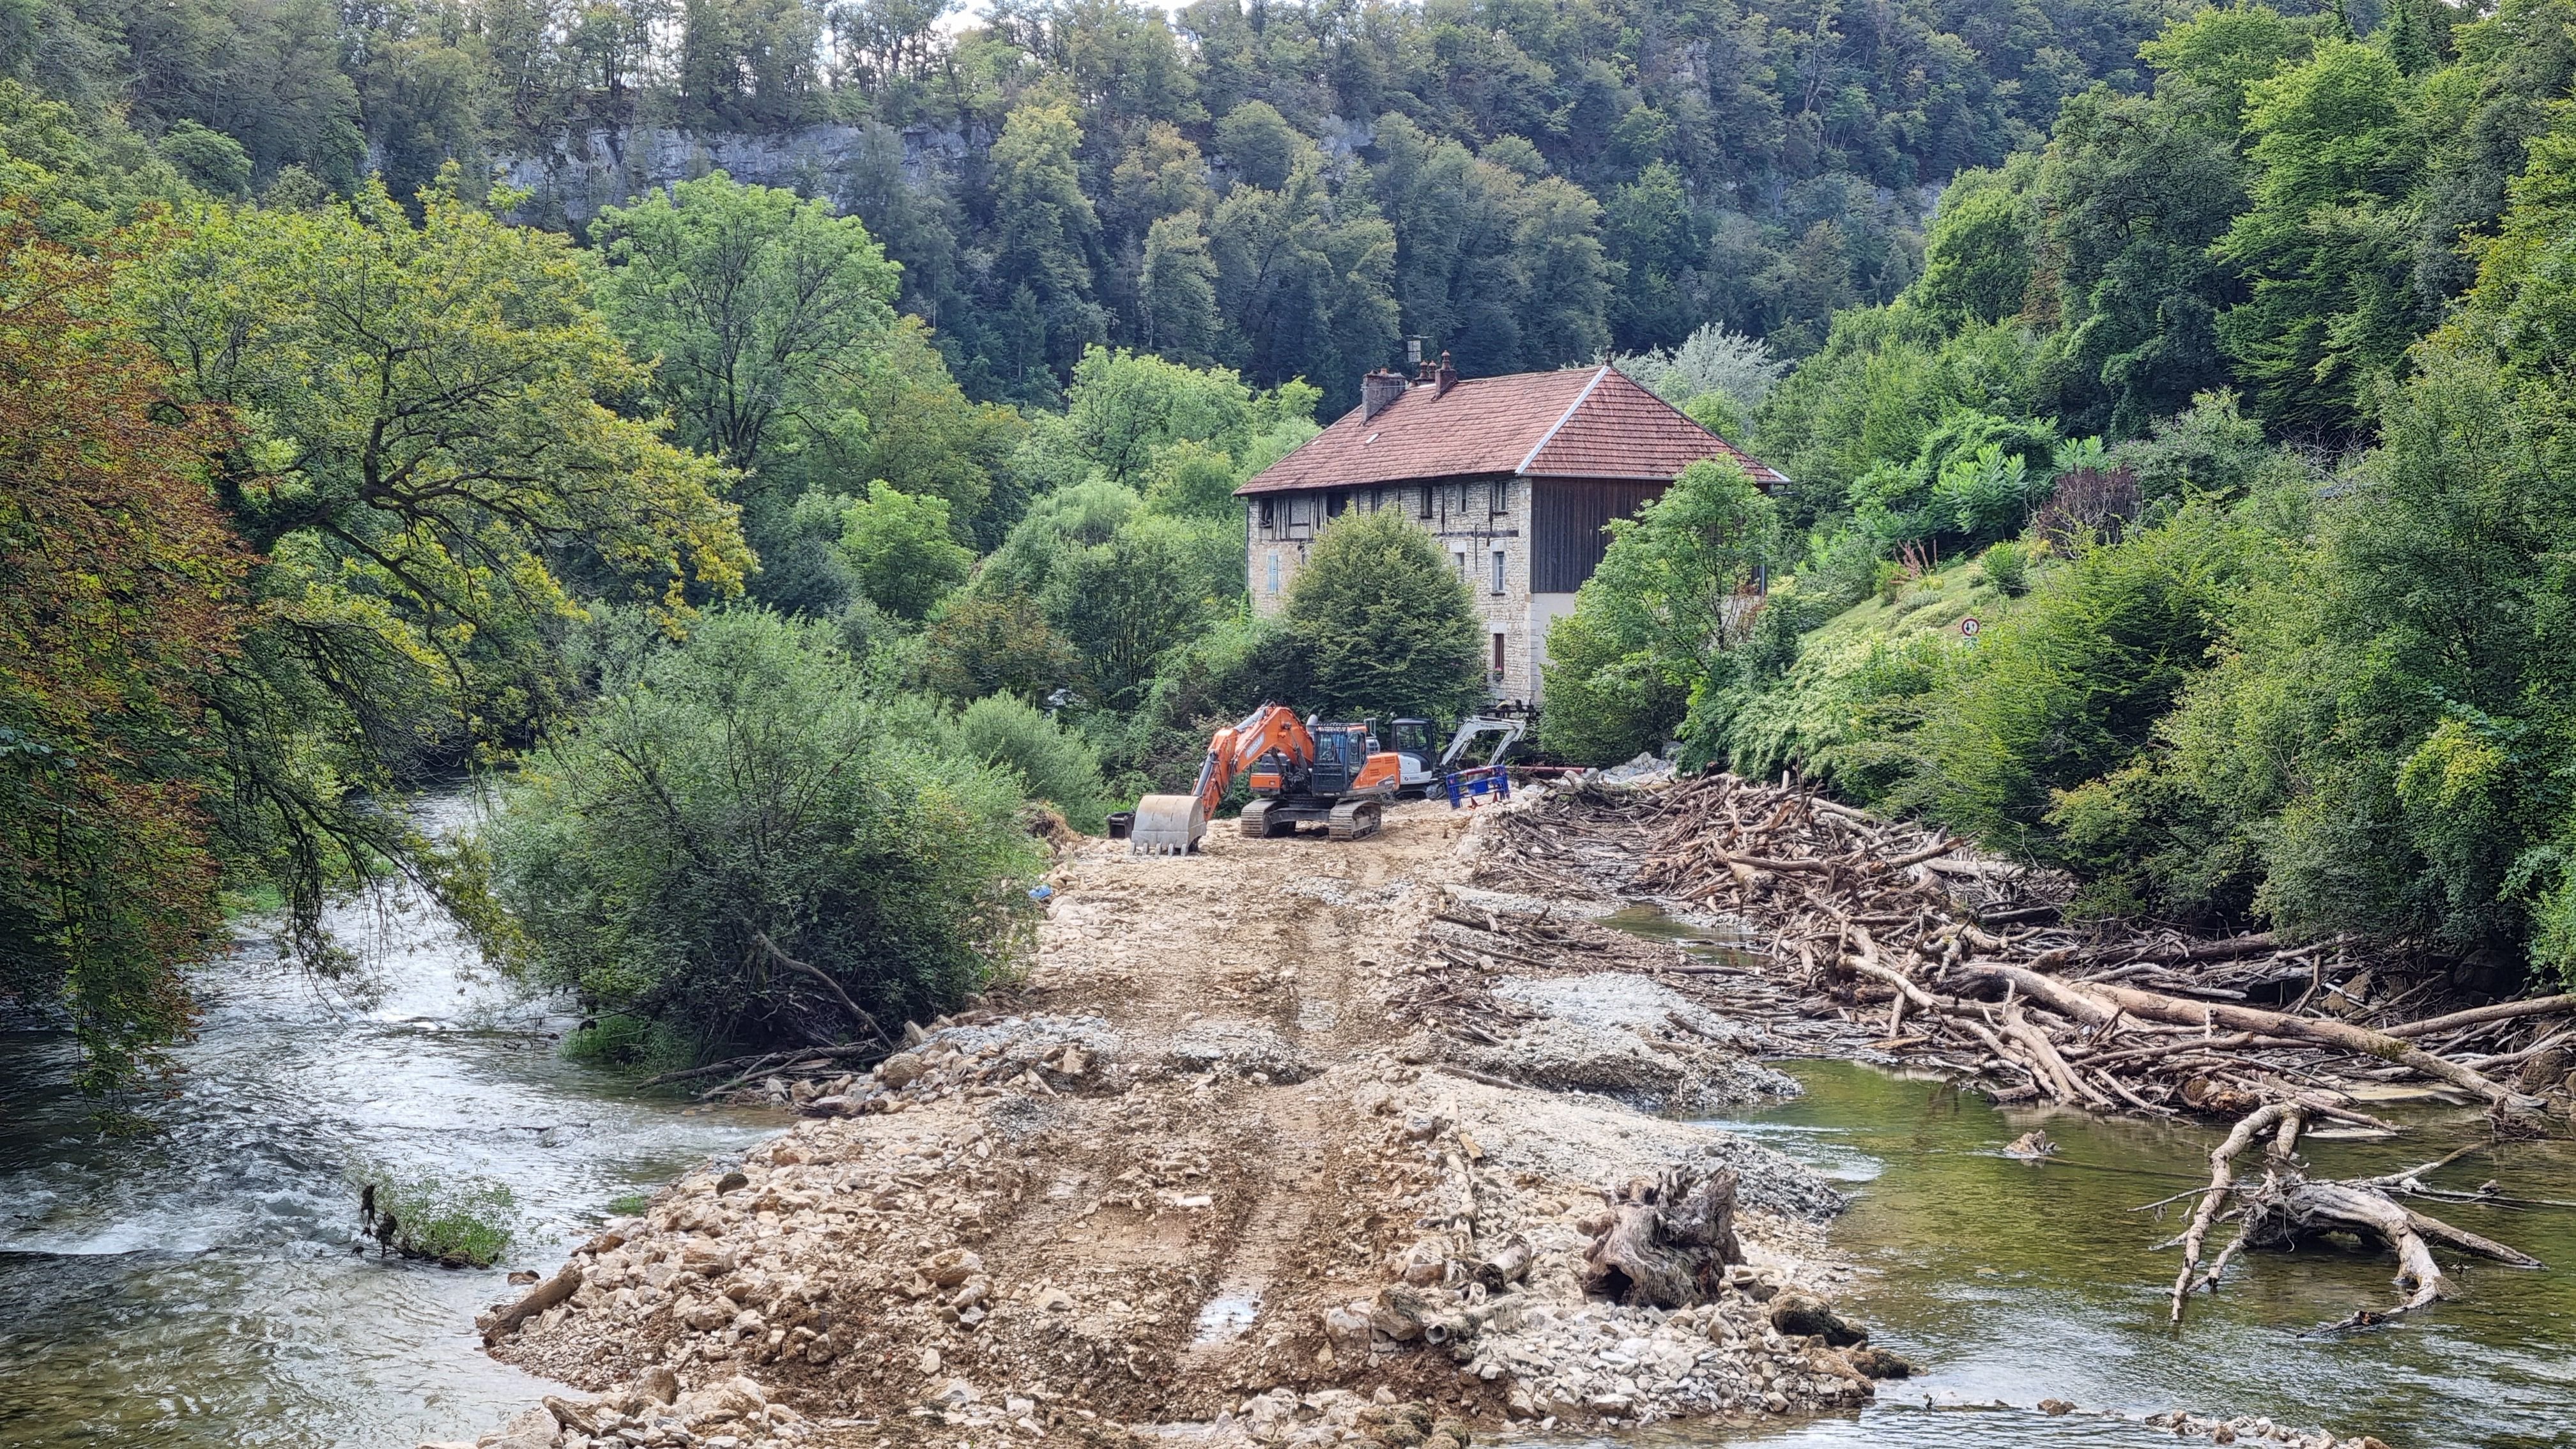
[
  {"left": 2158, "top": 1116, "right": 2542, "bottom": 1333},
  {"left": 482, "top": 1264, "right": 583, "bottom": 1344},
  {"left": 1954, "top": 963, "right": 2542, "bottom": 1110},
  {"left": 2382, "top": 993, "right": 2576, "bottom": 1039}
]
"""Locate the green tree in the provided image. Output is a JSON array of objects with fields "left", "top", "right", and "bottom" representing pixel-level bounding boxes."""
[
  {"left": 486, "top": 609, "right": 1040, "bottom": 1054},
  {"left": 988, "top": 98, "right": 1108, "bottom": 393},
  {"left": 592, "top": 171, "right": 903, "bottom": 496},
  {"left": 1138, "top": 212, "right": 1222, "bottom": 364},
  {"left": 1050, "top": 344, "right": 1315, "bottom": 487},
  {"left": 839, "top": 480, "right": 974, "bottom": 620},
  {"left": 2027, "top": 86, "right": 2245, "bottom": 436},
  {"left": 1914, "top": 170, "right": 2032, "bottom": 327},
  {"left": 1282, "top": 507, "right": 1486, "bottom": 721},
  {"left": 1214, "top": 100, "right": 1299, "bottom": 190},
  {"left": 1540, "top": 457, "right": 1780, "bottom": 763},
  {"left": 1209, "top": 151, "right": 1399, "bottom": 412},
  {"left": 122, "top": 178, "right": 749, "bottom": 941},
  {"left": 2211, "top": 41, "right": 2427, "bottom": 432},
  {"left": 1603, "top": 160, "right": 1703, "bottom": 351},
  {"left": 1041, "top": 512, "right": 1240, "bottom": 708}
]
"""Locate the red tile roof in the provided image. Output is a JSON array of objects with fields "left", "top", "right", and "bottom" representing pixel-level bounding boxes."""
[{"left": 1235, "top": 365, "right": 1788, "bottom": 495}]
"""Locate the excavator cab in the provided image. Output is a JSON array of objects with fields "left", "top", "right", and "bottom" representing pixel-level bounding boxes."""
[{"left": 1305, "top": 721, "right": 1373, "bottom": 797}]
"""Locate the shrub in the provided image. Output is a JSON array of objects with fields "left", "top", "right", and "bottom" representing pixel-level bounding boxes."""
[
  {"left": 350, "top": 1163, "right": 517, "bottom": 1266},
  {"left": 485, "top": 608, "right": 1041, "bottom": 1055},
  {"left": 950, "top": 693, "right": 1112, "bottom": 831},
  {"left": 919, "top": 589, "right": 1080, "bottom": 704},
  {"left": 1899, "top": 505, "right": 2258, "bottom": 854},
  {"left": 561, "top": 1012, "right": 696, "bottom": 1073},
  {"left": 1873, "top": 558, "right": 1908, "bottom": 604},
  {"left": 1535, "top": 609, "right": 1688, "bottom": 765},
  {"left": 1979, "top": 539, "right": 2030, "bottom": 595}
]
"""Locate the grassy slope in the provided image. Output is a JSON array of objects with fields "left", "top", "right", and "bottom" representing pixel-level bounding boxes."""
[{"left": 1717, "top": 558, "right": 2039, "bottom": 794}]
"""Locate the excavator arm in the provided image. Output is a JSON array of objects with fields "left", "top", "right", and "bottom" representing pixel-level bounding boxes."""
[
  {"left": 1133, "top": 704, "right": 1312, "bottom": 854},
  {"left": 1189, "top": 703, "right": 1312, "bottom": 820}
]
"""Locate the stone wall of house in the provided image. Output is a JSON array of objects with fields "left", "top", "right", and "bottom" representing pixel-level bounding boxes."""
[{"left": 1245, "top": 478, "right": 1542, "bottom": 705}]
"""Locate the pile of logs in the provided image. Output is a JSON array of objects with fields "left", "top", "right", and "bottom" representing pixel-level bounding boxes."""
[
  {"left": 1496, "top": 774, "right": 2574, "bottom": 1127},
  {"left": 1495, "top": 772, "right": 2570, "bottom": 1330}
]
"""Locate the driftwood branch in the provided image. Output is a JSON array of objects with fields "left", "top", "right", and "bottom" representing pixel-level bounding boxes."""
[
  {"left": 482, "top": 1264, "right": 582, "bottom": 1344},
  {"left": 753, "top": 931, "right": 890, "bottom": 1045}
]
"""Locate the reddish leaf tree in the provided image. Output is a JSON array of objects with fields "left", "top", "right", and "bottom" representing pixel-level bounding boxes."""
[{"left": 0, "top": 209, "right": 254, "bottom": 1092}]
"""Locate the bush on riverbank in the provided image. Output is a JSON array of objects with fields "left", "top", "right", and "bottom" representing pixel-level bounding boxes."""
[
  {"left": 351, "top": 1163, "right": 518, "bottom": 1267},
  {"left": 483, "top": 609, "right": 1043, "bottom": 1057}
]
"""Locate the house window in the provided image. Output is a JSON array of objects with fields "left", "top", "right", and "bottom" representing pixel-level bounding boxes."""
[
  {"left": 1491, "top": 479, "right": 1509, "bottom": 516},
  {"left": 1490, "top": 548, "right": 1506, "bottom": 594},
  {"left": 1451, "top": 544, "right": 1470, "bottom": 577},
  {"left": 1418, "top": 484, "right": 1434, "bottom": 519},
  {"left": 1259, "top": 498, "right": 1275, "bottom": 530},
  {"left": 1327, "top": 491, "right": 1348, "bottom": 518},
  {"left": 1267, "top": 553, "right": 1281, "bottom": 594},
  {"left": 1491, "top": 631, "right": 1508, "bottom": 683}
]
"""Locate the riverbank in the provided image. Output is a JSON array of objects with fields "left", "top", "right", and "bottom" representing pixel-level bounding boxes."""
[
  {"left": 442, "top": 784, "right": 2498, "bottom": 1449},
  {"left": 447, "top": 801, "right": 1890, "bottom": 1448}
]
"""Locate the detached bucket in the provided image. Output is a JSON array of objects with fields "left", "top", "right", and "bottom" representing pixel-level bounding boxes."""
[{"left": 1106, "top": 811, "right": 1135, "bottom": 841}]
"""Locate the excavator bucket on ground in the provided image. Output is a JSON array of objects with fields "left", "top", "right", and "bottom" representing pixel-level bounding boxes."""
[{"left": 1130, "top": 792, "right": 1207, "bottom": 855}]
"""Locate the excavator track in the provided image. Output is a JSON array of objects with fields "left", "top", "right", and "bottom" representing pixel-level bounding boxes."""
[
  {"left": 1325, "top": 799, "right": 1383, "bottom": 841},
  {"left": 1239, "top": 801, "right": 1291, "bottom": 838}
]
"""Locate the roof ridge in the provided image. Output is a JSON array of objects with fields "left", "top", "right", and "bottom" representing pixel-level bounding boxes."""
[{"left": 1515, "top": 365, "right": 1611, "bottom": 475}]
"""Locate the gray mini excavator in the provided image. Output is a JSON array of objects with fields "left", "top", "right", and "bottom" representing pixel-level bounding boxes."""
[{"left": 1383, "top": 716, "right": 1527, "bottom": 797}]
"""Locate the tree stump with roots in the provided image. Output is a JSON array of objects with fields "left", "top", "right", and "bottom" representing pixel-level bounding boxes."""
[{"left": 1581, "top": 1166, "right": 1743, "bottom": 1307}]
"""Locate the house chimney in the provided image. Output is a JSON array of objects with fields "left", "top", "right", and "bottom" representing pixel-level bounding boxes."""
[
  {"left": 1361, "top": 368, "right": 1407, "bottom": 420},
  {"left": 1434, "top": 350, "right": 1459, "bottom": 398}
]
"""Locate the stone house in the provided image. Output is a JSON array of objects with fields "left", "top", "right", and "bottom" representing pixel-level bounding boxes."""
[{"left": 1235, "top": 357, "right": 1789, "bottom": 705}]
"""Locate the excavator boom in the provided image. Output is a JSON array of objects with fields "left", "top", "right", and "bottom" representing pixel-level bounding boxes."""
[{"left": 1131, "top": 704, "right": 1310, "bottom": 855}]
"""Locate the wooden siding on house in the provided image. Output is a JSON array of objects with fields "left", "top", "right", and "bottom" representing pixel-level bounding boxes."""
[{"left": 1530, "top": 477, "right": 1664, "bottom": 593}]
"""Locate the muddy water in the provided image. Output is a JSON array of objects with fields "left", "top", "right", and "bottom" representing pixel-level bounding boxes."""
[{"left": 0, "top": 797, "right": 775, "bottom": 1449}]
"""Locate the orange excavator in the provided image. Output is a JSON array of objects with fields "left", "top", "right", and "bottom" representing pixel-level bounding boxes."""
[{"left": 1130, "top": 703, "right": 1405, "bottom": 854}]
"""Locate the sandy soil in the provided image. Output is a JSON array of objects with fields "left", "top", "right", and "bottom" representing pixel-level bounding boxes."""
[{"left": 452, "top": 799, "right": 1876, "bottom": 1449}]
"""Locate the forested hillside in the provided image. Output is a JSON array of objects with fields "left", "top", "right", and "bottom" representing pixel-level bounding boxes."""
[
  {"left": 1539, "top": 0, "right": 2576, "bottom": 993},
  {"left": 4, "top": 0, "right": 2199, "bottom": 406}
]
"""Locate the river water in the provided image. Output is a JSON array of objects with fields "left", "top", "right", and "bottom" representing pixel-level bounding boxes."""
[
  {"left": 0, "top": 798, "right": 775, "bottom": 1449},
  {"left": 1678, "top": 1061, "right": 2576, "bottom": 1449},
  {"left": 5, "top": 844, "right": 2572, "bottom": 1449}
]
